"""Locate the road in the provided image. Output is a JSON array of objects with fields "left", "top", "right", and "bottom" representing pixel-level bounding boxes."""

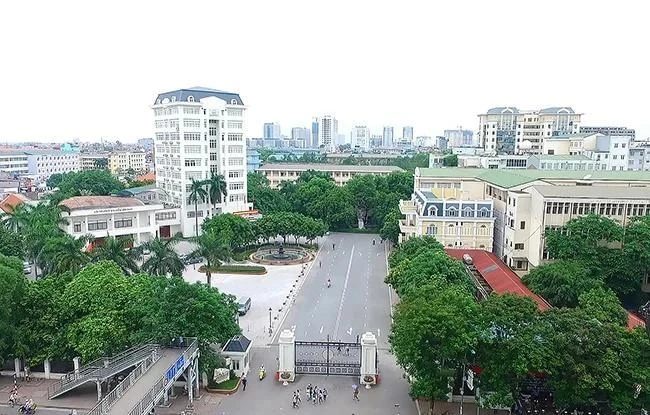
[{"left": 274, "top": 232, "right": 392, "bottom": 348}]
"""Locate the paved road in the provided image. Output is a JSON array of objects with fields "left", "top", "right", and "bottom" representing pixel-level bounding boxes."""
[{"left": 275, "top": 233, "right": 392, "bottom": 348}]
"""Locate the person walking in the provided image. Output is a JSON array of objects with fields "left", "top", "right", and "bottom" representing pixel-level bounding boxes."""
[
  {"left": 318, "top": 388, "right": 324, "bottom": 404},
  {"left": 307, "top": 383, "right": 312, "bottom": 399},
  {"left": 323, "top": 388, "right": 328, "bottom": 402},
  {"left": 241, "top": 375, "right": 247, "bottom": 391},
  {"left": 296, "top": 389, "right": 301, "bottom": 404}
]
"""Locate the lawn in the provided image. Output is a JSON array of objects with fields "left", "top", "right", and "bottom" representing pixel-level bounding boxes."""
[{"left": 216, "top": 376, "right": 240, "bottom": 390}]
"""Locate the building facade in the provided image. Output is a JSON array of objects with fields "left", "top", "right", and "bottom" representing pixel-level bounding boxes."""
[
  {"left": 257, "top": 163, "right": 404, "bottom": 188},
  {"left": 409, "top": 167, "right": 650, "bottom": 293},
  {"left": 79, "top": 154, "right": 109, "bottom": 171},
  {"left": 350, "top": 126, "right": 371, "bottom": 152},
  {"left": 478, "top": 107, "right": 582, "bottom": 154},
  {"left": 152, "top": 87, "right": 249, "bottom": 236},
  {"left": 444, "top": 129, "right": 475, "bottom": 148},
  {"left": 399, "top": 188, "right": 495, "bottom": 250},
  {"left": 311, "top": 118, "right": 319, "bottom": 148},
  {"left": 247, "top": 149, "right": 261, "bottom": 172},
  {"left": 0, "top": 151, "right": 29, "bottom": 175},
  {"left": 291, "top": 127, "right": 311, "bottom": 142},
  {"left": 264, "top": 122, "right": 282, "bottom": 139},
  {"left": 108, "top": 151, "right": 146, "bottom": 174},
  {"left": 318, "top": 115, "right": 338, "bottom": 151},
  {"left": 580, "top": 126, "right": 635, "bottom": 139},
  {"left": 402, "top": 126, "right": 414, "bottom": 141},
  {"left": 383, "top": 126, "right": 394, "bottom": 148}
]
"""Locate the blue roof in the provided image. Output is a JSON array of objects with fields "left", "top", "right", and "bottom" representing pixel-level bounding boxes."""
[{"left": 155, "top": 87, "right": 244, "bottom": 105}]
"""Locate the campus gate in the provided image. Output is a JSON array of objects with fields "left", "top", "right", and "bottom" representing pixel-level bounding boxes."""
[{"left": 294, "top": 340, "right": 361, "bottom": 376}]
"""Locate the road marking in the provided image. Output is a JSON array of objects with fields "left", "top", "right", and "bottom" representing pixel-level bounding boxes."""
[
  {"left": 347, "top": 327, "right": 353, "bottom": 335},
  {"left": 377, "top": 328, "right": 381, "bottom": 338},
  {"left": 319, "top": 325, "right": 323, "bottom": 334},
  {"left": 333, "top": 245, "right": 355, "bottom": 339}
]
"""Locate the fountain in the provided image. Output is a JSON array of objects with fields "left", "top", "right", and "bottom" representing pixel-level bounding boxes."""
[
  {"left": 272, "top": 243, "right": 290, "bottom": 260},
  {"left": 250, "top": 243, "right": 314, "bottom": 265}
]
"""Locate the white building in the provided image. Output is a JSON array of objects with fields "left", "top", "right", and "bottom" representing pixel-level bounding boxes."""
[
  {"left": 444, "top": 129, "right": 475, "bottom": 148},
  {"left": 152, "top": 87, "right": 250, "bottom": 236},
  {"left": 0, "top": 151, "right": 29, "bottom": 175},
  {"left": 383, "top": 126, "right": 394, "bottom": 148},
  {"left": 543, "top": 133, "right": 632, "bottom": 171},
  {"left": 318, "top": 115, "right": 338, "bottom": 151},
  {"left": 0, "top": 150, "right": 80, "bottom": 179},
  {"left": 628, "top": 144, "right": 650, "bottom": 171},
  {"left": 478, "top": 107, "right": 582, "bottom": 154},
  {"left": 350, "top": 126, "right": 371, "bottom": 152},
  {"left": 59, "top": 195, "right": 181, "bottom": 246},
  {"left": 402, "top": 126, "right": 414, "bottom": 141},
  {"left": 291, "top": 127, "right": 311, "bottom": 141}
]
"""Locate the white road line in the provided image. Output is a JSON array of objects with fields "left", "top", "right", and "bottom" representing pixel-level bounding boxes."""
[
  {"left": 377, "top": 328, "right": 381, "bottom": 338},
  {"left": 319, "top": 325, "right": 323, "bottom": 334},
  {"left": 333, "top": 245, "right": 355, "bottom": 339},
  {"left": 384, "top": 241, "right": 394, "bottom": 321}
]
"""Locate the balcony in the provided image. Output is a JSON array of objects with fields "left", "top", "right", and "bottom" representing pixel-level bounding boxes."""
[
  {"left": 399, "top": 199, "right": 416, "bottom": 214},
  {"left": 399, "top": 220, "right": 416, "bottom": 234}
]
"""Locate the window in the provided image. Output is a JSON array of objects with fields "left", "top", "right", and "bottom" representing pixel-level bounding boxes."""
[
  {"left": 87, "top": 220, "right": 108, "bottom": 231},
  {"left": 426, "top": 225, "right": 437, "bottom": 235},
  {"left": 514, "top": 243, "right": 524, "bottom": 250},
  {"left": 229, "top": 182, "right": 245, "bottom": 191},
  {"left": 183, "top": 133, "right": 201, "bottom": 141},
  {"left": 614, "top": 143, "right": 619, "bottom": 148},
  {"left": 187, "top": 95, "right": 194, "bottom": 102},
  {"left": 227, "top": 108, "right": 243, "bottom": 117},
  {"left": 73, "top": 223, "right": 82, "bottom": 233},
  {"left": 227, "top": 133, "right": 243, "bottom": 141},
  {"left": 184, "top": 145, "right": 202, "bottom": 154},
  {"left": 520, "top": 221, "right": 526, "bottom": 229},
  {"left": 114, "top": 218, "right": 133, "bottom": 228},
  {"left": 183, "top": 119, "right": 201, "bottom": 128},
  {"left": 478, "top": 207, "right": 491, "bottom": 217},
  {"left": 156, "top": 212, "right": 177, "bottom": 221},
  {"left": 461, "top": 206, "right": 475, "bottom": 217},
  {"left": 184, "top": 159, "right": 201, "bottom": 167},
  {"left": 445, "top": 206, "right": 458, "bottom": 217},
  {"left": 183, "top": 107, "right": 201, "bottom": 115},
  {"left": 187, "top": 210, "right": 204, "bottom": 218},
  {"left": 227, "top": 121, "right": 243, "bottom": 129}
]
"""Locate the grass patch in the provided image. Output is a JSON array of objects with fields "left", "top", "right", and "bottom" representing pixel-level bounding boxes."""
[
  {"left": 232, "top": 247, "right": 259, "bottom": 262},
  {"left": 216, "top": 376, "right": 240, "bottom": 390},
  {"left": 199, "top": 264, "right": 267, "bottom": 275}
]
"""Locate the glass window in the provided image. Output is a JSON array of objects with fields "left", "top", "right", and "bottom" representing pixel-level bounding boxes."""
[{"left": 426, "top": 225, "right": 437, "bottom": 235}]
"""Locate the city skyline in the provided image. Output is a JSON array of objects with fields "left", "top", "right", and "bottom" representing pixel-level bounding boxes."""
[{"left": 1, "top": 1, "right": 649, "bottom": 143}]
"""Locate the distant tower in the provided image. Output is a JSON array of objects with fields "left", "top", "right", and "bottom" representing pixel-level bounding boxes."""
[{"left": 318, "top": 115, "right": 338, "bottom": 151}]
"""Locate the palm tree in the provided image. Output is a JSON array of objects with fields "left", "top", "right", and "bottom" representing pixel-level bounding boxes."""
[
  {"left": 39, "top": 234, "right": 92, "bottom": 275},
  {"left": 188, "top": 178, "right": 208, "bottom": 236},
  {"left": 2, "top": 203, "right": 33, "bottom": 232},
  {"left": 189, "top": 231, "right": 232, "bottom": 286},
  {"left": 138, "top": 234, "right": 185, "bottom": 277},
  {"left": 92, "top": 236, "right": 139, "bottom": 274},
  {"left": 205, "top": 173, "right": 228, "bottom": 217}
]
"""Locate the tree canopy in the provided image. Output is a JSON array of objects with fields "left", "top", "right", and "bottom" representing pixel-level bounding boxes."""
[{"left": 56, "top": 170, "right": 124, "bottom": 198}]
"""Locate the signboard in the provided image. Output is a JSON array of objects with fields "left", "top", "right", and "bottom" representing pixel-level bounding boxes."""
[
  {"left": 165, "top": 355, "right": 186, "bottom": 382},
  {"left": 92, "top": 207, "right": 134, "bottom": 214}
]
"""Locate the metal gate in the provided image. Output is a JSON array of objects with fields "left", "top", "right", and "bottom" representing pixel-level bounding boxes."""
[{"left": 295, "top": 340, "right": 361, "bottom": 376}]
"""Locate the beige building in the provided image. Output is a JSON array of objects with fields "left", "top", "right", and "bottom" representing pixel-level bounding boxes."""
[
  {"left": 79, "top": 154, "right": 109, "bottom": 171},
  {"left": 399, "top": 188, "right": 495, "bottom": 250},
  {"left": 408, "top": 168, "right": 650, "bottom": 292},
  {"left": 258, "top": 163, "right": 404, "bottom": 188},
  {"left": 108, "top": 151, "right": 146, "bottom": 174}
]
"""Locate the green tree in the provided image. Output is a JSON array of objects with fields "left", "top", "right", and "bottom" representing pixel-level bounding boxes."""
[
  {"left": 0, "top": 254, "right": 27, "bottom": 364},
  {"left": 188, "top": 178, "right": 208, "bottom": 236},
  {"left": 93, "top": 158, "right": 109, "bottom": 170},
  {"left": 2, "top": 203, "right": 33, "bottom": 232},
  {"left": 205, "top": 173, "right": 228, "bottom": 216},
  {"left": 389, "top": 236, "right": 444, "bottom": 269},
  {"left": 379, "top": 209, "right": 401, "bottom": 244},
  {"left": 39, "top": 234, "right": 92, "bottom": 276},
  {"left": 346, "top": 175, "right": 378, "bottom": 227},
  {"left": 202, "top": 213, "right": 255, "bottom": 250},
  {"left": 0, "top": 226, "right": 24, "bottom": 258},
  {"left": 189, "top": 231, "right": 232, "bottom": 286},
  {"left": 577, "top": 287, "right": 627, "bottom": 326},
  {"left": 247, "top": 171, "right": 270, "bottom": 196},
  {"left": 91, "top": 236, "right": 140, "bottom": 274},
  {"left": 46, "top": 173, "right": 64, "bottom": 189},
  {"left": 57, "top": 170, "right": 123, "bottom": 197},
  {"left": 390, "top": 282, "right": 479, "bottom": 408},
  {"left": 522, "top": 260, "right": 603, "bottom": 308},
  {"left": 138, "top": 234, "right": 186, "bottom": 277},
  {"left": 251, "top": 186, "right": 292, "bottom": 214},
  {"left": 442, "top": 154, "right": 458, "bottom": 167}
]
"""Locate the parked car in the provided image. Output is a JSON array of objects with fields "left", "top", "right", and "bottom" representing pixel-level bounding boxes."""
[{"left": 182, "top": 254, "right": 204, "bottom": 265}]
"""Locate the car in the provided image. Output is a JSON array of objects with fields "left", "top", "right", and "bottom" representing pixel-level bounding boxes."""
[
  {"left": 237, "top": 297, "right": 251, "bottom": 316},
  {"left": 182, "top": 255, "right": 204, "bottom": 265}
]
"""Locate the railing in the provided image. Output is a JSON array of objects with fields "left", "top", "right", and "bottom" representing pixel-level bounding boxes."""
[
  {"left": 126, "top": 338, "right": 199, "bottom": 415},
  {"left": 86, "top": 346, "right": 161, "bottom": 415},
  {"left": 48, "top": 342, "right": 158, "bottom": 399}
]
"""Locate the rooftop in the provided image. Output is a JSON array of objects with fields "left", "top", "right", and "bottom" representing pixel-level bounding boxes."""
[
  {"left": 115, "top": 185, "right": 157, "bottom": 196},
  {"left": 534, "top": 154, "right": 592, "bottom": 161},
  {"left": 222, "top": 334, "right": 251, "bottom": 353},
  {"left": 155, "top": 87, "right": 244, "bottom": 106},
  {"left": 484, "top": 107, "right": 519, "bottom": 115},
  {"left": 259, "top": 163, "right": 404, "bottom": 173},
  {"left": 59, "top": 196, "right": 145, "bottom": 211},
  {"left": 531, "top": 185, "right": 650, "bottom": 200},
  {"left": 0, "top": 193, "right": 32, "bottom": 214},
  {"left": 538, "top": 107, "right": 576, "bottom": 114},
  {"left": 445, "top": 249, "right": 551, "bottom": 311},
  {"left": 416, "top": 167, "right": 650, "bottom": 189}
]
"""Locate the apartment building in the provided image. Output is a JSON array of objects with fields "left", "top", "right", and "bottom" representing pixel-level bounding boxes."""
[
  {"left": 0, "top": 151, "right": 29, "bottom": 175},
  {"left": 350, "top": 126, "right": 371, "bottom": 152},
  {"left": 478, "top": 107, "right": 582, "bottom": 154},
  {"left": 108, "top": 151, "right": 146, "bottom": 174},
  {"left": 628, "top": 144, "right": 650, "bottom": 171},
  {"left": 544, "top": 133, "right": 631, "bottom": 170},
  {"left": 399, "top": 188, "right": 495, "bottom": 249},
  {"left": 318, "top": 115, "right": 338, "bottom": 151},
  {"left": 152, "top": 87, "right": 249, "bottom": 236},
  {"left": 0, "top": 150, "right": 80, "bottom": 178},
  {"left": 79, "top": 154, "right": 109, "bottom": 171},
  {"left": 408, "top": 168, "right": 650, "bottom": 294},
  {"left": 257, "top": 163, "right": 404, "bottom": 188}
]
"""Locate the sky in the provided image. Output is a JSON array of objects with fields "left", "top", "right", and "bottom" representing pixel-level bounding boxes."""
[{"left": 1, "top": 0, "right": 648, "bottom": 143}]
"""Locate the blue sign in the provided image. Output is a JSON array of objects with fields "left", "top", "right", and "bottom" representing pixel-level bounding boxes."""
[{"left": 166, "top": 355, "right": 185, "bottom": 382}]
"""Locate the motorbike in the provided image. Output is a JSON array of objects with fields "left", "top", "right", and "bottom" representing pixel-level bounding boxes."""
[
  {"left": 18, "top": 404, "right": 37, "bottom": 415},
  {"left": 258, "top": 366, "right": 266, "bottom": 381},
  {"left": 326, "top": 280, "right": 331, "bottom": 288}
]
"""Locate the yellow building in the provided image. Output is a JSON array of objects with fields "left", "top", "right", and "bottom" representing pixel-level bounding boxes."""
[
  {"left": 258, "top": 163, "right": 404, "bottom": 188},
  {"left": 108, "top": 152, "right": 146, "bottom": 174}
]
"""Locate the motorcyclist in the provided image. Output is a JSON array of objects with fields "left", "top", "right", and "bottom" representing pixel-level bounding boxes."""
[
  {"left": 259, "top": 365, "right": 266, "bottom": 380},
  {"left": 327, "top": 279, "right": 331, "bottom": 287}
]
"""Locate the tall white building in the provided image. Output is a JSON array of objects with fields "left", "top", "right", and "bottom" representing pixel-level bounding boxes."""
[
  {"left": 402, "top": 126, "right": 414, "bottom": 141},
  {"left": 478, "top": 107, "right": 582, "bottom": 154},
  {"left": 383, "top": 126, "right": 394, "bottom": 148},
  {"left": 291, "top": 127, "right": 311, "bottom": 141},
  {"left": 350, "top": 126, "right": 371, "bottom": 151},
  {"left": 318, "top": 115, "right": 338, "bottom": 151},
  {"left": 152, "top": 87, "right": 249, "bottom": 236}
]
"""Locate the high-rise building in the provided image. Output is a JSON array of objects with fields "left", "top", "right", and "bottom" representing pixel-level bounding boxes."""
[
  {"left": 403, "top": 126, "right": 414, "bottom": 141},
  {"left": 318, "top": 115, "right": 338, "bottom": 151},
  {"left": 478, "top": 107, "right": 582, "bottom": 154},
  {"left": 444, "top": 129, "right": 475, "bottom": 148},
  {"left": 383, "top": 126, "right": 394, "bottom": 148},
  {"left": 311, "top": 118, "right": 320, "bottom": 148},
  {"left": 370, "top": 134, "right": 383, "bottom": 148},
  {"left": 152, "top": 87, "right": 249, "bottom": 236},
  {"left": 263, "top": 122, "right": 282, "bottom": 139},
  {"left": 350, "top": 126, "right": 371, "bottom": 151},
  {"left": 291, "top": 127, "right": 311, "bottom": 142}
]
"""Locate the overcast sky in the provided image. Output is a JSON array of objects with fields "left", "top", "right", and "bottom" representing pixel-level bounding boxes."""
[{"left": 1, "top": 0, "right": 648, "bottom": 143}]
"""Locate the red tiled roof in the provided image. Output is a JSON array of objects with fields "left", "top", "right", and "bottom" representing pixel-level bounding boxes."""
[
  {"left": 0, "top": 193, "right": 30, "bottom": 214},
  {"left": 59, "top": 196, "right": 144, "bottom": 210},
  {"left": 446, "top": 249, "right": 551, "bottom": 311},
  {"left": 445, "top": 248, "right": 645, "bottom": 330},
  {"left": 136, "top": 171, "right": 155, "bottom": 182}
]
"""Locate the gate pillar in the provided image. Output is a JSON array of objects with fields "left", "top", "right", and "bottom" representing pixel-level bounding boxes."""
[
  {"left": 277, "top": 329, "right": 295, "bottom": 385},
  {"left": 360, "top": 332, "right": 378, "bottom": 388}
]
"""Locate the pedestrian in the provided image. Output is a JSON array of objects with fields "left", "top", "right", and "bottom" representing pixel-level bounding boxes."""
[
  {"left": 292, "top": 394, "right": 298, "bottom": 408},
  {"left": 337, "top": 344, "right": 342, "bottom": 354},
  {"left": 296, "top": 389, "right": 301, "bottom": 404},
  {"left": 313, "top": 389, "right": 318, "bottom": 405},
  {"left": 346, "top": 346, "right": 350, "bottom": 356},
  {"left": 241, "top": 375, "right": 247, "bottom": 391},
  {"left": 323, "top": 388, "right": 328, "bottom": 402},
  {"left": 318, "top": 388, "right": 324, "bottom": 404},
  {"left": 353, "top": 389, "right": 359, "bottom": 401},
  {"left": 319, "top": 260, "right": 321, "bottom": 268},
  {"left": 307, "top": 383, "right": 312, "bottom": 399}
]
